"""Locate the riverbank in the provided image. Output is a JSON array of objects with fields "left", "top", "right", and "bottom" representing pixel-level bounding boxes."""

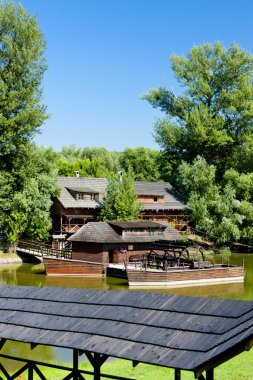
[{"left": 0, "top": 252, "right": 22, "bottom": 264}]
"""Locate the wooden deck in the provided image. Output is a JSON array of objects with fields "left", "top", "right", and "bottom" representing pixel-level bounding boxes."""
[{"left": 126, "top": 265, "right": 244, "bottom": 287}]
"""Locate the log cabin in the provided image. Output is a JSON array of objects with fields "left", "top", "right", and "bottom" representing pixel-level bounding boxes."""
[
  {"left": 51, "top": 175, "right": 187, "bottom": 235},
  {"left": 68, "top": 220, "right": 184, "bottom": 265}
]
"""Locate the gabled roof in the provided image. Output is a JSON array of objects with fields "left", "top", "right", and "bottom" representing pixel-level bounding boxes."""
[
  {"left": 55, "top": 177, "right": 186, "bottom": 211},
  {"left": 68, "top": 221, "right": 183, "bottom": 243},
  {"left": 135, "top": 181, "right": 186, "bottom": 210},
  {"left": 56, "top": 177, "right": 108, "bottom": 209},
  {"left": 161, "top": 223, "right": 185, "bottom": 241},
  {"left": 68, "top": 222, "right": 123, "bottom": 243}
]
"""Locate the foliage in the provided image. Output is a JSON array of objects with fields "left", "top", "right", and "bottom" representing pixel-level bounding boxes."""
[
  {"left": 0, "top": 1, "right": 48, "bottom": 170},
  {"left": 0, "top": 146, "right": 59, "bottom": 242},
  {"left": 119, "top": 147, "right": 160, "bottom": 181},
  {"left": 0, "top": 2, "right": 55, "bottom": 243},
  {"left": 57, "top": 145, "right": 120, "bottom": 178},
  {"left": 178, "top": 157, "right": 243, "bottom": 243},
  {"left": 143, "top": 42, "right": 253, "bottom": 181},
  {"left": 99, "top": 171, "right": 142, "bottom": 221},
  {"left": 56, "top": 145, "right": 161, "bottom": 181}
]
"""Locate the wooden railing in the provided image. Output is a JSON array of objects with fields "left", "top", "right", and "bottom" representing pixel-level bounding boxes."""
[
  {"left": 17, "top": 239, "right": 72, "bottom": 259},
  {"left": 0, "top": 350, "right": 134, "bottom": 380},
  {"left": 61, "top": 224, "right": 84, "bottom": 233}
]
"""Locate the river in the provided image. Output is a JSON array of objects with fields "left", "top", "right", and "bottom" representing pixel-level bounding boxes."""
[{"left": 0, "top": 253, "right": 253, "bottom": 369}]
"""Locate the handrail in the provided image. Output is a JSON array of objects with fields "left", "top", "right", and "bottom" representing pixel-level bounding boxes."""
[{"left": 17, "top": 239, "right": 72, "bottom": 259}]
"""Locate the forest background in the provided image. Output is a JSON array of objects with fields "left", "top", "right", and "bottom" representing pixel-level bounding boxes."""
[{"left": 1, "top": 2, "right": 253, "bottom": 246}]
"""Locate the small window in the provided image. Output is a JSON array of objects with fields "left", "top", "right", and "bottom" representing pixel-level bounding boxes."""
[{"left": 154, "top": 196, "right": 158, "bottom": 202}]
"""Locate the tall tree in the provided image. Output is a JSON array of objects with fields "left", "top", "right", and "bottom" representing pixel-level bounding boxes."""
[
  {"left": 0, "top": 2, "right": 54, "bottom": 243},
  {"left": 143, "top": 42, "right": 253, "bottom": 181},
  {"left": 0, "top": 1, "right": 48, "bottom": 169},
  {"left": 99, "top": 172, "right": 142, "bottom": 222},
  {"left": 178, "top": 156, "right": 243, "bottom": 243},
  {"left": 119, "top": 147, "right": 160, "bottom": 181}
]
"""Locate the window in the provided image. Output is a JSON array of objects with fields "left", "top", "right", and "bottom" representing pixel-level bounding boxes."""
[{"left": 154, "top": 196, "right": 158, "bottom": 202}]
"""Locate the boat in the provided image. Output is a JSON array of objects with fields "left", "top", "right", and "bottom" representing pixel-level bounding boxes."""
[
  {"left": 43, "top": 256, "right": 104, "bottom": 276},
  {"left": 106, "top": 248, "right": 244, "bottom": 287},
  {"left": 124, "top": 264, "right": 244, "bottom": 287}
]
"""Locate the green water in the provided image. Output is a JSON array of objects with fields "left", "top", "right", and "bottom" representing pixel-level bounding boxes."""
[{"left": 0, "top": 253, "right": 252, "bottom": 369}]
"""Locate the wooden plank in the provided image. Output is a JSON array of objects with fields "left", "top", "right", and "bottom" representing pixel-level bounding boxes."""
[{"left": 1, "top": 285, "right": 253, "bottom": 374}]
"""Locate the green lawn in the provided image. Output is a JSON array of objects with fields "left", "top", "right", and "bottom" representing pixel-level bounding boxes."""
[{"left": 10, "top": 350, "right": 253, "bottom": 380}]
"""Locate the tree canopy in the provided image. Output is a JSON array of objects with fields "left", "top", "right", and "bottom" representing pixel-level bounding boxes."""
[
  {"left": 0, "top": 2, "right": 57, "bottom": 243},
  {"left": 144, "top": 42, "right": 253, "bottom": 244},
  {"left": 99, "top": 172, "right": 142, "bottom": 222},
  {"left": 144, "top": 42, "right": 253, "bottom": 181}
]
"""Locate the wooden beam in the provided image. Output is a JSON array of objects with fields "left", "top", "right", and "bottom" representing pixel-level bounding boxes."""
[
  {"left": 132, "top": 360, "right": 139, "bottom": 368},
  {"left": 0, "top": 339, "right": 6, "bottom": 350},
  {"left": 175, "top": 368, "right": 181, "bottom": 380},
  {"left": 84, "top": 351, "right": 109, "bottom": 380},
  {"left": 206, "top": 369, "right": 214, "bottom": 380},
  {"left": 73, "top": 348, "right": 79, "bottom": 380},
  {"left": 31, "top": 343, "right": 38, "bottom": 350},
  {"left": 195, "top": 338, "right": 253, "bottom": 377}
]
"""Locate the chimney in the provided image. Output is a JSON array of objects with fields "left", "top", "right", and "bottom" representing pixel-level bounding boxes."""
[
  {"left": 118, "top": 171, "right": 123, "bottom": 183},
  {"left": 74, "top": 171, "right": 79, "bottom": 177}
]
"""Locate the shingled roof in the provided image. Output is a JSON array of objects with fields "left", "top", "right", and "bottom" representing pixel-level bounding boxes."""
[
  {"left": 56, "top": 177, "right": 186, "bottom": 211},
  {"left": 56, "top": 177, "right": 108, "bottom": 209},
  {"left": 68, "top": 222, "right": 123, "bottom": 243},
  {"left": 1, "top": 285, "right": 253, "bottom": 378},
  {"left": 135, "top": 180, "right": 186, "bottom": 210},
  {"left": 108, "top": 221, "right": 166, "bottom": 229},
  {"left": 68, "top": 221, "right": 183, "bottom": 243}
]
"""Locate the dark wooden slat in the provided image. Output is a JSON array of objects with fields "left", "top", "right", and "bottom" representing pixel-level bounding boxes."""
[
  {"left": 1, "top": 285, "right": 253, "bottom": 374},
  {"left": 1, "top": 285, "right": 251, "bottom": 318}
]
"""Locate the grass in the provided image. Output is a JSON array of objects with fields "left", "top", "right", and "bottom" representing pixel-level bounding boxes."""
[
  {"left": 8, "top": 350, "right": 253, "bottom": 380},
  {"left": 0, "top": 251, "right": 20, "bottom": 258}
]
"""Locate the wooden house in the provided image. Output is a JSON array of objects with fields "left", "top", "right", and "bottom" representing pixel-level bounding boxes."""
[
  {"left": 51, "top": 176, "right": 187, "bottom": 235},
  {"left": 68, "top": 220, "right": 184, "bottom": 265}
]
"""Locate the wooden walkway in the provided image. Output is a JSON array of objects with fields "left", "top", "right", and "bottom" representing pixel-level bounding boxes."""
[
  {"left": 16, "top": 239, "right": 72, "bottom": 259},
  {"left": 0, "top": 286, "right": 253, "bottom": 379}
]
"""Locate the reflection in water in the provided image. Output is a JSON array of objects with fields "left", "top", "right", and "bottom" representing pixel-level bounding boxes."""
[{"left": 0, "top": 253, "right": 253, "bottom": 368}]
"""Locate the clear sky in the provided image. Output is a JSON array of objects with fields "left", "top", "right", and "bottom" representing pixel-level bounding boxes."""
[{"left": 15, "top": 0, "right": 253, "bottom": 152}]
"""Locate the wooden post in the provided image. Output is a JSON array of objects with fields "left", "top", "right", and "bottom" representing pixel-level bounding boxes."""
[
  {"left": 206, "top": 368, "right": 214, "bottom": 380},
  {"left": 73, "top": 348, "right": 79, "bottom": 380},
  {"left": 85, "top": 351, "right": 109, "bottom": 380},
  {"left": 175, "top": 368, "right": 181, "bottom": 380},
  {"left": 28, "top": 363, "right": 33, "bottom": 380},
  {"left": 94, "top": 353, "right": 101, "bottom": 380}
]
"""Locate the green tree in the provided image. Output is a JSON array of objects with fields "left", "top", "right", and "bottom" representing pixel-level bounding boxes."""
[
  {"left": 0, "top": 2, "right": 54, "bottom": 243},
  {"left": 178, "top": 157, "right": 243, "bottom": 243},
  {"left": 224, "top": 169, "right": 253, "bottom": 243},
  {"left": 144, "top": 42, "right": 253, "bottom": 181},
  {"left": 0, "top": 146, "right": 59, "bottom": 242},
  {"left": 119, "top": 147, "right": 160, "bottom": 181},
  {"left": 99, "top": 172, "right": 142, "bottom": 221},
  {"left": 57, "top": 145, "right": 120, "bottom": 178},
  {"left": 0, "top": 1, "right": 48, "bottom": 169}
]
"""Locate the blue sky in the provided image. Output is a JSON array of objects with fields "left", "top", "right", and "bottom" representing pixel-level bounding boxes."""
[{"left": 16, "top": 0, "right": 253, "bottom": 151}]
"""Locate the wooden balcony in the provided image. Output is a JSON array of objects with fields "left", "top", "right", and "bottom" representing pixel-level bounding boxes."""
[{"left": 61, "top": 224, "right": 84, "bottom": 233}]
